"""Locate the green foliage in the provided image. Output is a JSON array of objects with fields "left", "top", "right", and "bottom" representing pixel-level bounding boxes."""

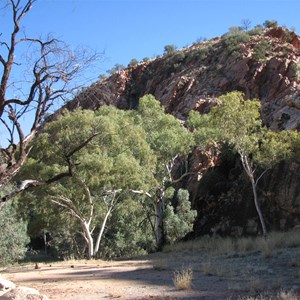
[
  {"left": 99, "top": 74, "right": 107, "bottom": 80},
  {"left": 22, "top": 94, "right": 196, "bottom": 256},
  {"left": 136, "top": 95, "right": 194, "bottom": 166},
  {"left": 128, "top": 58, "right": 139, "bottom": 67},
  {"left": 0, "top": 200, "right": 29, "bottom": 266},
  {"left": 254, "top": 129, "right": 300, "bottom": 168},
  {"left": 164, "top": 44, "right": 177, "bottom": 56},
  {"left": 209, "top": 91, "right": 297, "bottom": 169},
  {"left": 164, "top": 189, "right": 197, "bottom": 244},
  {"left": 222, "top": 27, "right": 250, "bottom": 58},
  {"left": 187, "top": 110, "right": 219, "bottom": 148},
  {"left": 188, "top": 46, "right": 210, "bottom": 62},
  {"left": 134, "top": 95, "right": 195, "bottom": 248},
  {"left": 210, "top": 92, "right": 261, "bottom": 155},
  {"left": 289, "top": 62, "right": 300, "bottom": 81},
  {"left": 190, "top": 91, "right": 300, "bottom": 236},
  {"left": 106, "top": 63, "right": 125, "bottom": 75},
  {"left": 263, "top": 20, "right": 278, "bottom": 28},
  {"left": 253, "top": 41, "right": 272, "bottom": 62},
  {"left": 22, "top": 106, "right": 157, "bottom": 258},
  {"left": 100, "top": 199, "right": 154, "bottom": 258},
  {"left": 248, "top": 25, "right": 264, "bottom": 36}
]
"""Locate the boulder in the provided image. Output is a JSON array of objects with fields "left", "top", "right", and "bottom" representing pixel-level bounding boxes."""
[
  {"left": 0, "top": 286, "right": 49, "bottom": 300},
  {"left": 0, "top": 275, "right": 15, "bottom": 291}
]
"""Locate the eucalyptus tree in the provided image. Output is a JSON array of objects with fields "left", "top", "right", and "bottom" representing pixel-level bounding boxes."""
[
  {"left": 0, "top": 185, "right": 29, "bottom": 266},
  {"left": 188, "top": 91, "right": 299, "bottom": 236},
  {"left": 133, "top": 95, "right": 196, "bottom": 250},
  {"left": 22, "top": 107, "right": 156, "bottom": 258},
  {"left": 0, "top": 0, "right": 98, "bottom": 204}
]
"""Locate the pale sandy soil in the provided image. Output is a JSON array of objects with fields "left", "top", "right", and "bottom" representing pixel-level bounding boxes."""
[{"left": 1, "top": 244, "right": 300, "bottom": 300}]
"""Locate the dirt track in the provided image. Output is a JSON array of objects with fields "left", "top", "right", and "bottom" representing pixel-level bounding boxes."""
[
  {"left": 1, "top": 243, "right": 300, "bottom": 300},
  {"left": 1, "top": 259, "right": 235, "bottom": 300}
]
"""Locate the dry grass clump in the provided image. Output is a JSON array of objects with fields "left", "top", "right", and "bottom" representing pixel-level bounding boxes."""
[
  {"left": 253, "top": 230, "right": 300, "bottom": 257},
  {"left": 238, "top": 290, "right": 300, "bottom": 300},
  {"left": 277, "top": 290, "right": 300, "bottom": 300},
  {"left": 166, "top": 229, "right": 300, "bottom": 258},
  {"left": 173, "top": 267, "right": 193, "bottom": 290}
]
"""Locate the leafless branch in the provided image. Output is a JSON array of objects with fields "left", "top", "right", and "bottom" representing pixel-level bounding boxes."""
[{"left": 0, "top": 0, "right": 100, "bottom": 188}]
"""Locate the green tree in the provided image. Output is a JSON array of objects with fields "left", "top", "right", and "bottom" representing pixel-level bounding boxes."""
[
  {"left": 133, "top": 95, "right": 196, "bottom": 249},
  {"left": 0, "top": 185, "right": 29, "bottom": 266},
  {"left": 164, "top": 44, "right": 177, "bottom": 56},
  {"left": 189, "top": 91, "right": 298, "bottom": 236},
  {"left": 100, "top": 198, "right": 155, "bottom": 258},
  {"left": 164, "top": 189, "right": 197, "bottom": 244},
  {"left": 22, "top": 107, "right": 156, "bottom": 258}
]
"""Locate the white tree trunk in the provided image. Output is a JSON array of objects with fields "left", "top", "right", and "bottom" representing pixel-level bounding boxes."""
[
  {"left": 94, "top": 206, "right": 113, "bottom": 256},
  {"left": 154, "top": 188, "right": 165, "bottom": 251},
  {"left": 250, "top": 177, "right": 267, "bottom": 237},
  {"left": 241, "top": 154, "right": 267, "bottom": 237},
  {"left": 82, "top": 221, "right": 94, "bottom": 259}
]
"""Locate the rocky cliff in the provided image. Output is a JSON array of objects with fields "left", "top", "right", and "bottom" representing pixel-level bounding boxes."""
[{"left": 64, "top": 26, "right": 300, "bottom": 236}]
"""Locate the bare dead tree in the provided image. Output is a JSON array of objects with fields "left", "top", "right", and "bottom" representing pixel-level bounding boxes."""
[
  {"left": 0, "top": 1, "right": 99, "bottom": 188},
  {"left": 241, "top": 19, "right": 252, "bottom": 31}
]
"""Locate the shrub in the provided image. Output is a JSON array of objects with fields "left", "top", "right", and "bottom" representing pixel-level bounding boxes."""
[
  {"left": 173, "top": 267, "right": 193, "bottom": 290},
  {"left": 164, "top": 44, "right": 177, "bottom": 56},
  {"left": 106, "top": 63, "right": 125, "bottom": 75},
  {"left": 253, "top": 41, "right": 272, "bottom": 61},
  {"left": 289, "top": 62, "right": 300, "bottom": 81},
  {"left": 248, "top": 25, "right": 264, "bottom": 36},
  {"left": 0, "top": 202, "right": 29, "bottom": 266},
  {"left": 263, "top": 20, "right": 278, "bottom": 28},
  {"left": 193, "top": 47, "right": 210, "bottom": 61},
  {"left": 164, "top": 189, "right": 197, "bottom": 244},
  {"left": 222, "top": 27, "right": 250, "bottom": 57},
  {"left": 128, "top": 58, "right": 139, "bottom": 67}
]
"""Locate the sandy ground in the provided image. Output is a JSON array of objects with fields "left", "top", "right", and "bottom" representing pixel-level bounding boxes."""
[
  {"left": 1, "top": 259, "right": 223, "bottom": 300},
  {"left": 1, "top": 244, "right": 300, "bottom": 300}
]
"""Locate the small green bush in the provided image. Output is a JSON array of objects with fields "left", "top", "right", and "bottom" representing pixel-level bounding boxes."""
[
  {"left": 106, "top": 63, "right": 125, "bottom": 75},
  {"left": 0, "top": 202, "right": 29, "bottom": 266},
  {"left": 263, "top": 20, "right": 278, "bottom": 28},
  {"left": 164, "top": 44, "right": 177, "bottom": 56},
  {"left": 289, "top": 62, "right": 300, "bottom": 81},
  {"left": 253, "top": 41, "right": 272, "bottom": 61},
  {"left": 222, "top": 27, "right": 250, "bottom": 57},
  {"left": 128, "top": 58, "right": 139, "bottom": 67},
  {"left": 248, "top": 25, "right": 264, "bottom": 36}
]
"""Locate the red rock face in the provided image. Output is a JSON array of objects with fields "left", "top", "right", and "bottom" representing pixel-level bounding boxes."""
[
  {"left": 267, "top": 27, "right": 300, "bottom": 49},
  {"left": 291, "top": 35, "right": 300, "bottom": 49},
  {"left": 69, "top": 28, "right": 300, "bottom": 132}
]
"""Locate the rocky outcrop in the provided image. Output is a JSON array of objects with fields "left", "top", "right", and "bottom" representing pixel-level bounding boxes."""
[
  {"left": 0, "top": 275, "right": 48, "bottom": 300},
  {"left": 61, "top": 27, "right": 300, "bottom": 236},
  {"left": 66, "top": 27, "right": 300, "bottom": 131}
]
